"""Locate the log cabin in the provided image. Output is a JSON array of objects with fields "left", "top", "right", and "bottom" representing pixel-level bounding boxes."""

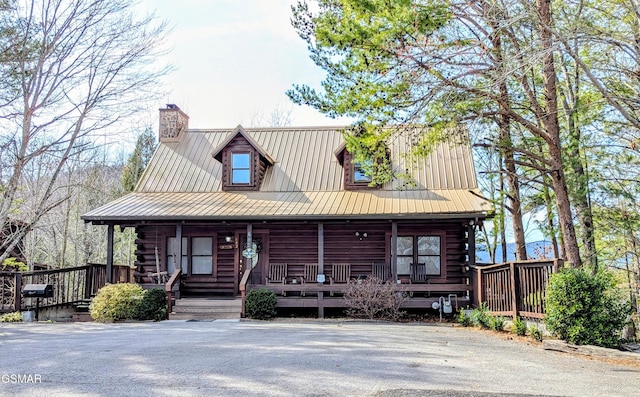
[{"left": 82, "top": 105, "right": 490, "bottom": 316}]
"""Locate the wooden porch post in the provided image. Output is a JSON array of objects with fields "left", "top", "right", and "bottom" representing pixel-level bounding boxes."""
[
  {"left": 317, "top": 223, "right": 324, "bottom": 319},
  {"left": 509, "top": 261, "right": 518, "bottom": 320},
  {"left": 106, "top": 224, "right": 114, "bottom": 283},
  {"left": 467, "top": 222, "right": 476, "bottom": 268},
  {"left": 391, "top": 221, "right": 398, "bottom": 282},
  {"left": 246, "top": 223, "right": 253, "bottom": 272},
  {"left": 13, "top": 273, "right": 22, "bottom": 312},
  {"left": 175, "top": 224, "right": 183, "bottom": 274}
]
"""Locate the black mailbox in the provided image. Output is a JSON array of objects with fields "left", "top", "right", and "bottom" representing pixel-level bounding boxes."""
[{"left": 22, "top": 284, "right": 54, "bottom": 298}]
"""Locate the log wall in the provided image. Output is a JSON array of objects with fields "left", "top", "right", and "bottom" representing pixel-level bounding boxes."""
[{"left": 134, "top": 220, "right": 470, "bottom": 296}]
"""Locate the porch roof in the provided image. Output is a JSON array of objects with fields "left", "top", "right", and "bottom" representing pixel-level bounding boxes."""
[{"left": 81, "top": 188, "right": 488, "bottom": 222}]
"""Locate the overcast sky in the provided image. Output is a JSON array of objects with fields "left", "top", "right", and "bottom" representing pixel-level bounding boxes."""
[{"left": 139, "top": 0, "right": 350, "bottom": 129}]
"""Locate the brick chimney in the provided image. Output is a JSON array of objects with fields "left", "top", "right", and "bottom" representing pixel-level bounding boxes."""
[{"left": 159, "top": 104, "right": 189, "bottom": 142}]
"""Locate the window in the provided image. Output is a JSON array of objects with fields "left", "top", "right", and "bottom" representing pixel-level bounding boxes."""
[
  {"left": 191, "top": 237, "right": 213, "bottom": 275},
  {"left": 396, "top": 235, "right": 441, "bottom": 276},
  {"left": 231, "top": 152, "right": 251, "bottom": 184},
  {"left": 166, "top": 236, "right": 214, "bottom": 275},
  {"left": 167, "top": 237, "right": 187, "bottom": 274},
  {"left": 353, "top": 159, "right": 372, "bottom": 183}
]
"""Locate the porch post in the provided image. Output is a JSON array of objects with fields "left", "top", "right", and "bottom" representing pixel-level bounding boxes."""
[
  {"left": 246, "top": 223, "right": 253, "bottom": 271},
  {"left": 391, "top": 221, "right": 398, "bottom": 282},
  {"left": 467, "top": 222, "right": 476, "bottom": 267},
  {"left": 106, "top": 224, "right": 114, "bottom": 283},
  {"left": 175, "top": 224, "right": 183, "bottom": 274},
  {"left": 317, "top": 222, "right": 324, "bottom": 319}
]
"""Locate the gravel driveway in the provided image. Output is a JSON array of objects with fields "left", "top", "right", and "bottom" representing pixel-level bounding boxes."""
[{"left": 0, "top": 320, "right": 637, "bottom": 396}]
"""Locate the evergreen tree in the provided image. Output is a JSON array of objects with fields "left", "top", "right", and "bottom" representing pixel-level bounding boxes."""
[{"left": 121, "top": 128, "right": 157, "bottom": 193}]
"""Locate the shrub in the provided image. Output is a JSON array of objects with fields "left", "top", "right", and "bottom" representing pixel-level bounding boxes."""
[
  {"left": 457, "top": 309, "right": 471, "bottom": 327},
  {"left": 545, "top": 268, "right": 631, "bottom": 348},
  {"left": 0, "top": 311, "right": 23, "bottom": 322},
  {"left": 343, "top": 277, "right": 407, "bottom": 320},
  {"left": 245, "top": 288, "right": 277, "bottom": 320},
  {"left": 512, "top": 316, "right": 527, "bottom": 336},
  {"left": 489, "top": 315, "right": 506, "bottom": 331},
  {"left": 137, "top": 288, "right": 167, "bottom": 321},
  {"left": 470, "top": 302, "right": 492, "bottom": 328},
  {"left": 1, "top": 258, "right": 27, "bottom": 271},
  {"left": 90, "top": 283, "right": 145, "bottom": 322},
  {"left": 529, "top": 325, "right": 543, "bottom": 342}
]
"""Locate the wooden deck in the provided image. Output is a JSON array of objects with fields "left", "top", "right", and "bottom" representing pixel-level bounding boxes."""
[
  {"left": 260, "top": 282, "right": 470, "bottom": 296},
  {"left": 257, "top": 282, "right": 471, "bottom": 311}
]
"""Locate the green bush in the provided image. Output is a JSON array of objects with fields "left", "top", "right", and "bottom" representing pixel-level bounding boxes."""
[
  {"left": 90, "top": 283, "right": 145, "bottom": 322},
  {"left": 137, "top": 288, "right": 167, "bottom": 321},
  {"left": 470, "top": 302, "right": 492, "bottom": 328},
  {"left": 245, "top": 288, "right": 277, "bottom": 320},
  {"left": 457, "top": 310, "right": 471, "bottom": 327},
  {"left": 489, "top": 315, "right": 506, "bottom": 331},
  {"left": 529, "top": 325, "right": 543, "bottom": 342},
  {"left": 512, "top": 316, "right": 527, "bottom": 336},
  {"left": 1, "top": 258, "right": 28, "bottom": 271},
  {"left": 0, "top": 311, "right": 23, "bottom": 322},
  {"left": 545, "top": 268, "right": 631, "bottom": 348}
]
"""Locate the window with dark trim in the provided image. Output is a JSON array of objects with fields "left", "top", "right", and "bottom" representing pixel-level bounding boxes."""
[
  {"left": 166, "top": 236, "right": 214, "bottom": 275},
  {"left": 396, "top": 235, "right": 441, "bottom": 276},
  {"left": 167, "top": 237, "right": 187, "bottom": 275},
  {"left": 353, "top": 159, "right": 372, "bottom": 183},
  {"left": 231, "top": 152, "right": 251, "bottom": 185},
  {"left": 191, "top": 237, "right": 213, "bottom": 275}
]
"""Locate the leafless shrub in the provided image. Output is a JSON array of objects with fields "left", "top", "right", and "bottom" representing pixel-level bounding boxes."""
[{"left": 343, "top": 276, "right": 407, "bottom": 321}]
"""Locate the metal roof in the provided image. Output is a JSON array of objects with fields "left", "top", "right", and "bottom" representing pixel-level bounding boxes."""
[{"left": 83, "top": 126, "right": 490, "bottom": 222}]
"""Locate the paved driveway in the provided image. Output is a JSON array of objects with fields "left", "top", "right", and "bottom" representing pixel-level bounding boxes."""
[{"left": 0, "top": 320, "right": 637, "bottom": 396}]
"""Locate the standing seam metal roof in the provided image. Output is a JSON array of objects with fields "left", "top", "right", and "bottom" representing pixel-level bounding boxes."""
[{"left": 82, "top": 126, "right": 489, "bottom": 221}]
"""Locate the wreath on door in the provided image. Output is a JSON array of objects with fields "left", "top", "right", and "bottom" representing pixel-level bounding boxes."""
[{"left": 243, "top": 238, "right": 262, "bottom": 269}]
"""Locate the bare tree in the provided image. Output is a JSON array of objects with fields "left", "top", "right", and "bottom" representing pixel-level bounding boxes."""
[{"left": 0, "top": 0, "right": 169, "bottom": 264}]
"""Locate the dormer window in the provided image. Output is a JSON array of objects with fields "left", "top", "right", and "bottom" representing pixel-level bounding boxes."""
[
  {"left": 212, "top": 125, "right": 275, "bottom": 191},
  {"left": 231, "top": 152, "right": 251, "bottom": 185},
  {"left": 353, "top": 159, "right": 373, "bottom": 184},
  {"left": 343, "top": 151, "right": 381, "bottom": 190}
]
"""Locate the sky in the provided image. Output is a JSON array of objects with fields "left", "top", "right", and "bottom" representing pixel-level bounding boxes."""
[{"left": 138, "top": 0, "right": 350, "bottom": 130}]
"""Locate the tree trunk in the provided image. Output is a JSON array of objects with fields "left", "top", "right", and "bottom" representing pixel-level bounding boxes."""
[
  {"left": 491, "top": 18, "right": 528, "bottom": 261},
  {"left": 537, "top": 0, "right": 582, "bottom": 268},
  {"left": 559, "top": 54, "right": 598, "bottom": 272},
  {"left": 542, "top": 173, "right": 560, "bottom": 259}
]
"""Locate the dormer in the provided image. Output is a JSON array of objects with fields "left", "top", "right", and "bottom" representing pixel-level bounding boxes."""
[
  {"left": 212, "top": 126, "right": 275, "bottom": 191},
  {"left": 335, "top": 143, "right": 388, "bottom": 190},
  {"left": 159, "top": 104, "right": 189, "bottom": 142}
]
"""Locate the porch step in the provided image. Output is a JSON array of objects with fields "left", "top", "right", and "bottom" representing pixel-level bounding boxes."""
[{"left": 169, "top": 298, "right": 242, "bottom": 320}]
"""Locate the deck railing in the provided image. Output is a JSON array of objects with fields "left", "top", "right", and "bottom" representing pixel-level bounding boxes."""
[
  {"left": 470, "top": 259, "right": 561, "bottom": 319},
  {"left": 0, "top": 264, "right": 134, "bottom": 313}
]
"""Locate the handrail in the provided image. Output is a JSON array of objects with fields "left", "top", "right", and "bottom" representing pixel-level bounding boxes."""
[
  {"left": 469, "top": 259, "right": 561, "bottom": 272},
  {"left": 165, "top": 269, "right": 182, "bottom": 316},
  {"left": 470, "top": 259, "right": 560, "bottom": 319},
  {"left": 239, "top": 267, "right": 254, "bottom": 318}
]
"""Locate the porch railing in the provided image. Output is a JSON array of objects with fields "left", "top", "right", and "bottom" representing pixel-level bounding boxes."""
[
  {"left": 0, "top": 264, "right": 134, "bottom": 313},
  {"left": 470, "top": 259, "right": 561, "bottom": 319}
]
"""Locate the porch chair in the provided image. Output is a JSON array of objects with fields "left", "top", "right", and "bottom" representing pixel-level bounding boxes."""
[
  {"left": 329, "top": 263, "right": 351, "bottom": 296},
  {"left": 371, "top": 262, "right": 389, "bottom": 281},
  {"left": 148, "top": 271, "right": 168, "bottom": 284},
  {"left": 266, "top": 263, "right": 288, "bottom": 296},
  {"left": 410, "top": 262, "right": 428, "bottom": 283},
  {"left": 300, "top": 263, "right": 318, "bottom": 297},
  {"left": 409, "top": 262, "right": 427, "bottom": 297}
]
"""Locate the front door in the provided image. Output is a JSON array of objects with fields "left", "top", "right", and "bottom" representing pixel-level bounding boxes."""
[{"left": 238, "top": 233, "right": 269, "bottom": 291}]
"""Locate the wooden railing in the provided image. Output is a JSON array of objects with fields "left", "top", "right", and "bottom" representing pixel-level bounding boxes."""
[
  {"left": 239, "top": 265, "right": 257, "bottom": 318},
  {"left": 164, "top": 269, "right": 181, "bottom": 314},
  {"left": 470, "top": 259, "right": 561, "bottom": 319},
  {"left": 0, "top": 264, "right": 135, "bottom": 313}
]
